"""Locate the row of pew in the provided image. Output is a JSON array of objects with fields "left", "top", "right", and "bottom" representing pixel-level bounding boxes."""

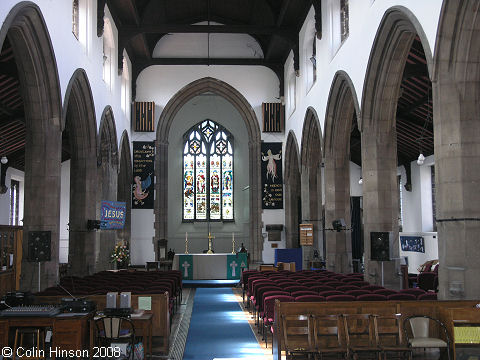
[{"left": 241, "top": 269, "right": 437, "bottom": 347}]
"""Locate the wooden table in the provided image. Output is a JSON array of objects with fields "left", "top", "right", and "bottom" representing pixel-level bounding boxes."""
[
  {"left": 89, "top": 313, "right": 153, "bottom": 358},
  {"left": 0, "top": 312, "right": 92, "bottom": 359}
]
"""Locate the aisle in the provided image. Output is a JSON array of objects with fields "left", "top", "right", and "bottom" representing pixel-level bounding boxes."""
[{"left": 182, "top": 287, "right": 266, "bottom": 359}]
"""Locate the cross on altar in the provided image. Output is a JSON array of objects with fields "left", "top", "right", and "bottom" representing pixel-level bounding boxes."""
[
  {"left": 182, "top": 261, "right": 191, "bottom": 278},
  {"left": 230, "top": 260, "right": 238, "bottom": 277}
]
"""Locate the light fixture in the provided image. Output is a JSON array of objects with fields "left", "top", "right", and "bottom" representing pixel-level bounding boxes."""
[
  {"left": 310, "top": 55, "right": 316, "bottom": 67},
  {"left": 417, "top": 153, "right": 425, "bottom": 166},
  {"left": 358, "top": 177, "right": 363, "bottom": 185},
  {"left": 0, "top": 156, "right": 7, "bottom": 165}
]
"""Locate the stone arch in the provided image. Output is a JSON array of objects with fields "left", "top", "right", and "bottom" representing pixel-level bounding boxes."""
[
  {"left": 62, "top": 68, "right": 98, "bottom": 276},
  {"left": 96, "top": 106, "right": 119, "bottom": 271},
  {"left": 117, "top": 130, "right": 132, "bottom": 246},
  {"left": 432, "top": 0, "right": 480, "bottom": 299},
  {"left": 323, "top": 71, "right": 360, "bottom": 273},
  {"left": 360, "top": 7, "right": 431, "bottom": 287},
  {"left": 300, "top": 107, "right": 323, "bottom": 257},
  {"left": 284, "top": 130, "right": 301, "bottom": 249},
  {"left": 0, "top": 2, "right": 62, "bottom": 290},
  {"left": 155, "top": 77, "right": 262, "bottom": 262}
]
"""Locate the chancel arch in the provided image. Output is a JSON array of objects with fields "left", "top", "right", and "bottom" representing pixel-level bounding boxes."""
[
  {"left": 361, "top": 7, "right": 433, "bottom": 288},
  {"left": 433, "top": 0, "right": 480, "bottom": 299},
  {"left": 300, "top": 107, "right": 323, "bottom": 257},
  {"left": 97, "top": 106, "right": 119, "bottom": 271},
  {"left": 323, "top": 71, "right": 360, "bottom": 273},
  {"left": 62, "top": 69, "right": 98, "bottom": 277},
  {"left": 155, "top": 77, "right": 262, "bottom": 261},
  {"left": 284, "top": 130, "right": 301, "bottom": 249},
  {"left": 0, "top": 2, "right": 62, "bottom": 290}
]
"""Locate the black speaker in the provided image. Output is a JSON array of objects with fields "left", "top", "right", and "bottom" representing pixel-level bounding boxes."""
[
  {"left": 370, "top": 232, "right": 391, "bottom": 261},
  {"left": 27, "top": 231, "right": 51, "bottom": 262}
]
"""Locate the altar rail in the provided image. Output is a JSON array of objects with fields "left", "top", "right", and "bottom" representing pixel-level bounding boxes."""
[
  {"left": 36, "top": 292, "right": 170, "bottom": 354},
  {"left": 273, "top": 300, "right": 479, "bottom": 360}
]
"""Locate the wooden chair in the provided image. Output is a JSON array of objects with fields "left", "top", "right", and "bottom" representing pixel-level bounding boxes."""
[
  {"left": 281, "top": 314, "right": 315, "bottom": 359},
  {"left": 312, "top": 314, "right": 349, "bottom": 359},
  {"left": 374, "top": 315, "right": 412, "bottom": 360},
  {"left": 343, "top": 314, "right": 381, "bottom": 360},
  {"left": 94, "top": 316, "right": 135, "bottom": 360}
]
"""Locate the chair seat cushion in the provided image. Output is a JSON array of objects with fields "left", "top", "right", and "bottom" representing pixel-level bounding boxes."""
[{"left": 409, "top": 337, "right": 448, "bottom": 348}]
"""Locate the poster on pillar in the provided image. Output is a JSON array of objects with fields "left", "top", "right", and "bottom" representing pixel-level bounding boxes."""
[
  {"left": 261, "top": 142, "right": 283, "bottom": 209},
  {"left": 132, "top": 141, "right": 155, "bottom": 209},
  {"left": 179, "top": 254, "right": 193, "bottom": 280},
  {"left": 227, "top": 253, "right": 247, "bottom": 279}
]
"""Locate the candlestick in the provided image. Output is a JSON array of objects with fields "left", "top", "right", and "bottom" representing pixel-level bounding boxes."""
[
  {"left": 185, "top": 232, "right": 189, "bottom": 254},
  {"left": 232, "top": 232, "right": 236, "bottom": 254}
]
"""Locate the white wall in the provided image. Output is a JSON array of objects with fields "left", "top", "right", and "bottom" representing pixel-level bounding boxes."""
[
  {"left": 0, "top": 167, "right": 24, "bottom": 226},
  {"left": 284, "top": 1, "right": 442, "bottom": 150},
  {"left": 399, "top": 232, "right": 438, "bottom": 274}
]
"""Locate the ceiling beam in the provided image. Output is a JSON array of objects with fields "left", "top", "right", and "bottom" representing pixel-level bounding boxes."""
[
  {"left": 402, "top": 63, "right": 428, "bottom": 80},
  {"left": 311, "top": 0, "right": 322, "bottom": 39},
  {"left": 265, "top": 0, "right": 291, "bottom": 61},
  {"left": 119, "top": 24, "right": 295, "bottom": 36}
]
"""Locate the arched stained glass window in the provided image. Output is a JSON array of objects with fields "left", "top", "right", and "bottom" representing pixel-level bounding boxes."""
[{"left": 183, "top": 120, "right": 233, "bottom": 221}]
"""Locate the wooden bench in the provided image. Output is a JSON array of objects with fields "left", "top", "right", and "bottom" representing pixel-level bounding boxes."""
[
  {"left": 36, "top": 292, "right": 170, "bottom": 354},
  {"left": 273, "top": 300, "right": 479, "bottom": 360}
]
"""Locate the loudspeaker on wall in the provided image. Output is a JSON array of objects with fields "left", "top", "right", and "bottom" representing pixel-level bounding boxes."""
[{"left": 370, "top": 231, "right": 392, "bottom": 261}]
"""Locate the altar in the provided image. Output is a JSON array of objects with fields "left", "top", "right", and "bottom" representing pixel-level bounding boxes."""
[{"left": 172, "top": 253, "right": 248, "bottom": 280}]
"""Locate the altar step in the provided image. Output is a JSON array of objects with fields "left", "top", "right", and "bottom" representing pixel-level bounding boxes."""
[{"left": 183, "top": 279, "right": 240, "bottom": 288}]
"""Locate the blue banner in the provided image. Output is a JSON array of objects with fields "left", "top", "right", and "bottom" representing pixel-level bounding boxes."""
[{"left": 100, "top": 200, "right": 126, "bottom": 229}]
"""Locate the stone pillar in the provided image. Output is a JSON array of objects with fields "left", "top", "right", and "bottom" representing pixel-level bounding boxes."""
[
  {"left": 21, "top": 119, "right": 62, "bottom": 291},
  {"left": 154, "top": 140, "right": 169, "bottom": 258},
  {"left": 247, "top": 141, "right": 261, "bottom": 263},
  {"left": 68, "top": 156, "right": 97, "bottom": 276},
  {"left": 324, "top": 153, "right": 352, "bottom": 273},
  {"left": 434, "top": 77, "right": 480, "bottom": 299},
  {"left": 361, "top": 125, "right": 400, "bottom": 289}
]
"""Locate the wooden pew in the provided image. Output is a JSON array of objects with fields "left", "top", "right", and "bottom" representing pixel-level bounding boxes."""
[
  {"left": 273, "top": 300, "right": 479, "bottom": 360},
  {"left": 36, "top": 292, "right": 170, "bottom": 354}
]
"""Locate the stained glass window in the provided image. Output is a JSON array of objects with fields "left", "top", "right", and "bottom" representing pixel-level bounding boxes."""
[{"left": 183, "top": 120, "right": 234, "bottom": 221}]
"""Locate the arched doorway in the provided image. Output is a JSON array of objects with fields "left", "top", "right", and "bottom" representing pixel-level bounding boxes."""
[
  {"left": 323, "top": 71, "right": 360, "bottom": 273},
  {"left": 0, "top": 3, "right": 62, "bottom": 290},
  {"left": 284, "top": 131, "right": 301, "bottom": 249},
  {"left": 300, "top": 108, "right": 323, "bottom": 257},
  {"left": 155, "top": 77, "right": 262, "bottom": 262},
  {"left": 361, "top": 7, "right": 433, "bottom": 288},
  {"left": 97, "top": 106, "right": 118, "bottom": 271},
  {"left": 433, "top": 0, "right": 480, "bottom": 299},
  {"left": 62, "top": 69, "right": 97, "bottom": 276}
]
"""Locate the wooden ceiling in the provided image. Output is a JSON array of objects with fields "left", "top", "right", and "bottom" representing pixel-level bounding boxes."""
[{"left": 103, "top": 0, "right": 315, "bottom": 94}]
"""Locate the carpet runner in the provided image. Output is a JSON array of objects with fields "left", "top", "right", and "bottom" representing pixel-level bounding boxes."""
[{"left": 182, "top": 287, "right": 265, "bottom": 359}]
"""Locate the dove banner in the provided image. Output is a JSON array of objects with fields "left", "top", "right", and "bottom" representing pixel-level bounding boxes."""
[{"left": 132, "top": 141, "right": 155, "bottom": 209}]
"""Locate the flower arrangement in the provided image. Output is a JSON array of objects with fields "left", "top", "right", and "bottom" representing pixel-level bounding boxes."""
[{"left": 111, "top": 242, "right": 130, "bottom": 265}]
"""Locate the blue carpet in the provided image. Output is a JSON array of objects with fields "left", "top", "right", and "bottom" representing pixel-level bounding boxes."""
[
  {"left": 183, "top": 280, "right": 240, "bottom": 288},
  {"left": 183, "top": 288, "right": 264, "bottom": 359}
]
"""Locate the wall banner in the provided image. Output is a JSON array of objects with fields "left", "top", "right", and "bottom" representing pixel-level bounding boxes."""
[
  {"left": 132, "top": 141, "right": 155, "bottom": 209},
  {"left": 261, "top": 142, "right": 283, "bottom": 209},
  {"left": 100, "top": 201, "right": 126, "bottom": 229}
]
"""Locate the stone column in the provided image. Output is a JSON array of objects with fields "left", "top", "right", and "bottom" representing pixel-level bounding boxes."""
[
  {"left": 434, "top": 77, "right": 480, "bottom": 299},
  {"left": 21, "top": 118, "right": 62, "bottom": 291},
  {"left": 324, "top": 153, "right": 352, "bottom": 273},
  {"left": 361, "top": 125, "right": 400, "bottom": 289}
]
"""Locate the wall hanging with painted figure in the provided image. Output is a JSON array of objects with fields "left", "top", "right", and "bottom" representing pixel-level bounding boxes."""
[
  {"left": 132, "top": 141, "right": 155, "bottom": 209},
  {"left": 261, "top": 142, "right": 283, "bottom": 209}
]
